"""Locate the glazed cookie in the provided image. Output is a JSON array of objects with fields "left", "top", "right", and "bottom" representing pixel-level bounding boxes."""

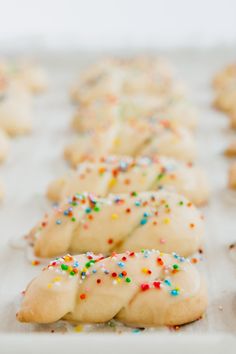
[
  {"left": 213, "top": 84, "right": 236, "bottom": 113},
  {"left": 0, "top": 76, "right": 32, "bottom": 136},
  {"left": 228, "top": 162, "right": 236, "bottom": 190},
  {"left": 31, "top": 190, "right": 204, "bottom": 258},
  {"left": 65, "top": 119, "right": 197, "bottom": 167},
  {"left": 0, "top": 128, "right": 10, "bottom": 162},
  {"left": 72, "top": 96, "right": 198, "bottom": 133},
  {"left": 47, "top": 156, "right": 209, "bottom": 206},
  {"left": 229, "top": 108, "right": 236, "bottom": 129},
  {"left": 17, "top": 250, "right": 207, "bottom": 327},
  {"left": 213, "top": 63, "right": 236, "bottom": 90},
  {"left": 71, "top": 57, "right": 185, "bottom": 103},
  {"left": 0, "top": 60, "right": 47, "bottom": 94},
  {"left": 224, "top": 140, "right": 236, "bottom": 157}
]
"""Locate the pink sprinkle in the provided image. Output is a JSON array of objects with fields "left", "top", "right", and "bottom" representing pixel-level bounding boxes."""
[
  {"left": 160, "top": 238, "right": 166, "bottom": 244},
  {"left": 83, "top": 223, "right": 89, "bottom": 230}
]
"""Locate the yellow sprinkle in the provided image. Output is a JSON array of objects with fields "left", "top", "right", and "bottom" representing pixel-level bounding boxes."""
[
  {"left": 109, "top": 178, "right": 117, "bottom": 187},
  {"left": 111, "top": 213, "right": 118, "bottom": 220},
  {"left": 47, "top": 283, "right": 52, "bottom": 289},
  {"left": 117, "top": 278, "right": 122, "bottom": 283},
  {"left": 114, "top": 138, "right": 120, "bottom": 146},
  {"left": 142, "top": 268, "right": 148, "bottom": 274},
  {"left": 163, "top": 218, "right": 170, "bottom": 224},
  {"left": 53, "top": 277, "right": 61, "bottom": 283},
  {"left": 74, "top": 325, "right": 83, "bottom": 332}
]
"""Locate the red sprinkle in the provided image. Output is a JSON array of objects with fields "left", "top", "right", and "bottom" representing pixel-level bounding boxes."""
[
  {"left": 153, "top": 281, "right": 161, "bottom": 289},
  {"left": 80, "top": 293, "right": 86, "bottom": 300},
  {"left": 112, "top": 272, "right": 117, "bottom": 278},
  {"left": 157, "top": 257, "right": 164, "bottom": 266},
  {"left": 97, "top": 279, "right": 101, "bottom": 284},
  {"left": 141, "top": 283, "right": 150, "bottom": 291}
]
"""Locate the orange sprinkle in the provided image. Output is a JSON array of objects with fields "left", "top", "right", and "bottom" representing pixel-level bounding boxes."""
[{"left": 31, "top": 260, "right": 40, "bottom": 266}]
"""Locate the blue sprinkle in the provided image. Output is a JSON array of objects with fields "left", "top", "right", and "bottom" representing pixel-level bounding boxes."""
[
  {"left": 64, "top": 210, "right": 69, "bottom": 216},
  {"left": 117, "top": 262, "right": 125, "bottom": 268},
  {"left": 85, "top": 207, "right": 91, "bottom": 213},
  {"left": 92, "top": 269, "right": 97, "bottom": 274},
  {"left": 132, "top": 328, "right": 141, "bottom": 333},
  {"left": 164, "top": 279, "right": 171, "bottom": 286},
  {"left": 135, "top": 201, "right": 141, "bottom": 206},
  {"left": 170, "top": 289, "right": 179, "bottom": 296},
  {"left": 140, "top": 218, "right": 148, "bottom": 225},
  {"left": 73, "top": 261, "right": 79, "bottom": 267},
  {"left": 143, "top": 212, "right": 149, "bottom": 217},
  {"left": 56, "top": 219, "right": 62, "bottom": 225}
]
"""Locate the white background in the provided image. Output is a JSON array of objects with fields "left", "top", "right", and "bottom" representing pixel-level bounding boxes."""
[{"left": 0, "top": 0, "right": 236, "bottom": 50}]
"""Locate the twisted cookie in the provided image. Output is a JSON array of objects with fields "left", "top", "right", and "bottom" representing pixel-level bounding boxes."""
[
  {"left": 32, "top": 190, "right": 204, "bottom": 258},
  {"left": 0, "top": 60, "right": 47, "bottom": 94},
  {"left": 0, "top": 128, "right": 10, "bottom": 162},
  {"left": 71, "top": 57, "right": 185, "bottom": 103},
  {"left": 0, "top": 75, "right": 32, "bottom": 136},
  {"left": 47, "top": 156, "right": 209, "bottom": 206},
  {"left": 64, "top": 119, "right": 196, "bottom": 167},
  {"left": 72, "top": 96, "right": 198, "bottom": 133},
  {"left": 17, "top": 250, "right": 207, "bottom": 327}
]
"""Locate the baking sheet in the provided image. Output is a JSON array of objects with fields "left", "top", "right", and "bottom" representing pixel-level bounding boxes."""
[{"left": 0, "top": 48, "right": 236, "bottom": 348}]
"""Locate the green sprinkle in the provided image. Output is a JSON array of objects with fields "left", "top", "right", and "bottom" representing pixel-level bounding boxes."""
[
  {"left": 61, "top": 264, "right": 68, "bottom": 271},
  {"left": 179, "top": 201, "right": 184, "bottom": 206},
  {"left": 173, "top": 264, "right": 179, "bottom": 270},
  {"left": 71, "top": 217, "right": 76, "bottom": 222},
  {"left": 125, "top": 277, "right": 131, "bottom": 283},
  {"left": 70, "top": 271, "right": 75, "bottom": 276},
  {"left": 157, "top": 173, "right": 164, "bottom": 181},
  {"left": 94, "top": 206, "right": 100, "bottom": 212}
]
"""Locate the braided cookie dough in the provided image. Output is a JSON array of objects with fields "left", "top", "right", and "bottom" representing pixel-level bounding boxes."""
[
  {"left": 72, "top": 96, "right": 198, "bottom": 133},
  {"left": 64, "top": 119, "right": 196, "bottom": 167},
  {"left": 47, "top": 156, "right": 209, "bottom": 206},
  {"left": 71, "top": 57, "right": 185, "bottom": 103},
  {"left": 0, "top": 74, "right": 32, "bottom": 136},
  {"left": 31, "top": 190, "right": 204, "bottom": 258},
  {"left": 17, "top": 250, "right": 207, "bottom": 327}
]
